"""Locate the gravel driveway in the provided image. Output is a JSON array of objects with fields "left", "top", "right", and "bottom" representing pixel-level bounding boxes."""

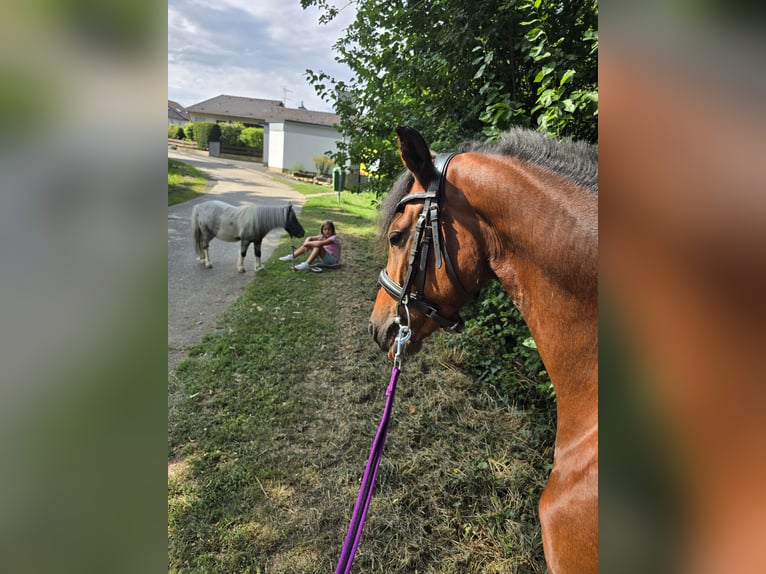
[{"left": 168, "top": 149, "right": 305, "bottom": 370}]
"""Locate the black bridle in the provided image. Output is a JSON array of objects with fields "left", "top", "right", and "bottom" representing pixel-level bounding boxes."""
[{"left": 377, "top": 153, "right": 470, "bottom": 332}]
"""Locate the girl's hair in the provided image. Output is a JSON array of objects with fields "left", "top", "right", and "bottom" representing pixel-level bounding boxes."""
[{"left": 321, "top": 220, "right": 336, "bottom": 235}]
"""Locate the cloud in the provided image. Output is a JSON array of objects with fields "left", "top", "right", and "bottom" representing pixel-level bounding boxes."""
[{"left": 168, "top": 0, "right": 354, "bottom": 112}]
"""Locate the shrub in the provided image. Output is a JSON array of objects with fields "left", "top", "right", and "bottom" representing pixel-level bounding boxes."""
[
  {"left": 209, "top": 123, "right": 221, "bottom": 143},
  {"left": 445, "top": 281, "right": 553, "bottom": 407},
  {"left": 239, "top": 127, "right": 263, "bottom": 151},
  {"left": 313, "top": 155, "right": 334, "bottom": 176},
  {"left": 220, "top": 122, "right": 245, "bottom": 146},
  {"left": 192, "top": 122, "right": 217, "bottom": 149},
  {"left": 184, "top": 123, "right": 195, "bottom": 141}
]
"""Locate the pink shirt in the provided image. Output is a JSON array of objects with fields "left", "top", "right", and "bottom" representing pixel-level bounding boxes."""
[{"left": 324, "top": 235, "right": 341, "bottom": 260}]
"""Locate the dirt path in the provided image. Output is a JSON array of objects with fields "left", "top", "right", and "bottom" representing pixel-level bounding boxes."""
[{"left": 168, "top": 149, "right": 306, "bottom": 370}]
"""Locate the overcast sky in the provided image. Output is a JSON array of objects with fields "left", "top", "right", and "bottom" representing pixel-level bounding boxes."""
[{"left": 168, "top": 0, "right": 356, "bottom": 112}]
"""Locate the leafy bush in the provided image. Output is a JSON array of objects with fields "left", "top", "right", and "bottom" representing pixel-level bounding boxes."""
[
  {"left": 219, "top": 122, "right": 245, "bottom": 146},
  {"left": 313, "top": 155, "right": 334, "bottom": 176},
  {"left": 167, "top": 125, "right": 185, "bottom": 139},
  {"left": 184, "top": 123, "right": 195, "bottom": 141},
  {"left": 209, "top": 123, "right": 221, "bottom": 143},
  {"left": 239, "top": 127, "right": 263, "bottom": 151},
  {"left": 445, "top": 281, "right": 553, "bottom": 407},
  {"left": 191, "top": 122, "right": 218, "bottom": 149}
]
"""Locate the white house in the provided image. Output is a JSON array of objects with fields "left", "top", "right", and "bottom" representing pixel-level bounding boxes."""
[{"left": 262, "top": 108, "right": 342, "bottom": 174}]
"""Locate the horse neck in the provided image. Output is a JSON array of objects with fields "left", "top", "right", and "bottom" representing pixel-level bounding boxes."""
[{"left": 454, "top": 155, "right": 598, "bottom": 434}]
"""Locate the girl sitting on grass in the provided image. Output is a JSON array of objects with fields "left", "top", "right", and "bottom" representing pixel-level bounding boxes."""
[{"left": 280, "top": 220, "right": 340, "bottom": 271}]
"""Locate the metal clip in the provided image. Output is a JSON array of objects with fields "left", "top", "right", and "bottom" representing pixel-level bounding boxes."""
[{"left": 393, "top": 323, "right": 412, "bottom": 368}]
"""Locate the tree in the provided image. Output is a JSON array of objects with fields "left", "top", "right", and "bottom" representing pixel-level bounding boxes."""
[
  {"left": 304, "top": 0, "right": 597, "bottom": 403},
  {"left": 303, "top": 0, "right": 597, "bottom": 194}
]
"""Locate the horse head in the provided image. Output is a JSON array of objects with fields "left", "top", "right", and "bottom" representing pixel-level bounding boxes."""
[
  {"left": 285, "top": 203, "right": 305, "bottom": 238},
  {"left": 369, "top": 126, "right": 485, "bottom": 359}
]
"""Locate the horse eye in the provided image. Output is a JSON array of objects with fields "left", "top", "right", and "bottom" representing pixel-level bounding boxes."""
[{"left": 389, "top": 231, "right": 403, "bottom": 246}]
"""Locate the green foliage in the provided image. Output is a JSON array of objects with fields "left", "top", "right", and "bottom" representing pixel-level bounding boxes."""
[
  {"left": 191, "top": 122, "right": 217, "bottom": 149},
  {"left": 313, "top": 155, "right": 334, "bottom": 175},
  {"left": 493, "top": 0, "right": 598, "bottom": 142},
  {"left": 304, "top": 0, "right": 597, "bottom": 192},
  {"left": 167, "top": 124, "right": 181, "bottom": 139},
  {"left": 219, "top": 122, "right": 245, "bottom": 146},
  {"left": 184, "top": 122, "right": 194, "bottom": 141},
  {"left": 447, "top": 282, "right": 554, "bottom": 406},
  {"left": 238, "top": 127, "right": 264, "bottom": 151},
  {"left": 208, "top": 123, "right": 221, "bottom": 143}
]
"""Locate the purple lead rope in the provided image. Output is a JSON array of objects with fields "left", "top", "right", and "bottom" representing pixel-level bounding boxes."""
[{"left": 334, "top": 365, "right": 400, "bottom": 574}]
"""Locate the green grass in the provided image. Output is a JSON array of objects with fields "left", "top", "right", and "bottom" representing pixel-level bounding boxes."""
[
  {"left": 168, "top": 159, "right": 209, "bottom": 205},
  {"left": 285, "top": 181, "right": 336, "bottom": 196},
  {"left": 168, "top": 192, "right": 553, "bottom": 573}
]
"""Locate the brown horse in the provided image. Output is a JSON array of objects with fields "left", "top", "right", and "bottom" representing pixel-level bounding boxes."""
[{"left": 369, "top": 126, "right": 598, "bottom": 573}]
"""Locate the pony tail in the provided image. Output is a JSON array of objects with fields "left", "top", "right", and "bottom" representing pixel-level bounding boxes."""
[{"left": 192, "top": 207, "right": 203, "bottom": 257}]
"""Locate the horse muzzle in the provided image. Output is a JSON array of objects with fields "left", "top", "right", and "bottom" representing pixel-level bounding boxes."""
[
  {"left": 368, "top": 317, "right": 424, "bottom": 360},
  {"left": 368, "top": 318, "right": 397, "bottom": 355}
]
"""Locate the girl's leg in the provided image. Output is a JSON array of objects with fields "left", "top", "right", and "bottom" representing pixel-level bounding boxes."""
[{"left": 305, "top": 247, "right": 326, "bottom": 264}]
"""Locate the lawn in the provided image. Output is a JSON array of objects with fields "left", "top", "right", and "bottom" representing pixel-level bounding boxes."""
[
  {"left": 168, "top": 189, "right": 553, "bottom": 573},
  {"left": 168, "top": 158, "right": 210, "bottom": 205}
]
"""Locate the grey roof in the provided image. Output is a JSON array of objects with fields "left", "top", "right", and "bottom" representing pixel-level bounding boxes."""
[
  {"left": 168, "top": 100, "right": 190, "bottom": 122},
  {"left": 266, "top": 106, "right": 340, "bottom": 128},
  {"left": 186, "top": 95, "right": 282, "bottom": 120},
  {"left": 185, "top": 94, "right": 339, "bottom": 127}
]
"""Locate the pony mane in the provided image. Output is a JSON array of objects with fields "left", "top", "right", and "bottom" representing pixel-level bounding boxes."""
[
  {"left": 379, "top": 128, "right": 597, "bottom": 235},
  {"left": 241, "top": 204, "right": 288, "bottom": 238}
]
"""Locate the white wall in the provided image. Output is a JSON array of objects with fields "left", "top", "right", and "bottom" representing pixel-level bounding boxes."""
[
  {"left": 266, "top": 120, "right": 341, "bottom": 172},
  {"left": 262, "top": 124, "right": 270, "bottom": 165},
  {"left": 267, "top": 121, "right": 286, "bottom": 172}
]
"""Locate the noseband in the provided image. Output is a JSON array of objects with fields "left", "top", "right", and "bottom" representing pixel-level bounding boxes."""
[{"left": 378, "top": 153, "right": 470, "bottom": 332}]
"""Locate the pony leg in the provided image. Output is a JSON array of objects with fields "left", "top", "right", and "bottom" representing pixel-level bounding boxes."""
[
  {"left": 253, "top": 244, "right": 263, "bottom": 271},
  {"left": 237, "top": 240, "right": 248, "bottom": 273},
  {"left": 196, "top": 228, "right": 212, "bottom": 268}
]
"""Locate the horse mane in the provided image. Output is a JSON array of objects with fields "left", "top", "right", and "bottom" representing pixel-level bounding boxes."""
[
  {"left": 460, "top": 128, "right": 598, "bottom": 194},
  {"left": 241, "top": 204, "right": 289, "bottom": 238},
  {"left": 379, "top": 128, "right": 598, "bottom": 236}
]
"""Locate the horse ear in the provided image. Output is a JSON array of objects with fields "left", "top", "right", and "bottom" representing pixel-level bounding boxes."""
[{"left": 396, "top": 126, "right": 435, "bottom": 188}]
